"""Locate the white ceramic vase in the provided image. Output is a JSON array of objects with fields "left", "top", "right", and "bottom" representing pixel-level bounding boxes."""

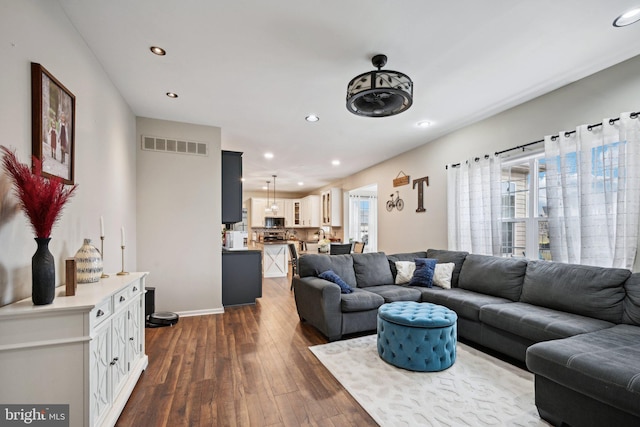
[{"left": 75, "top": 238, "right": 103, "bottom": 283}]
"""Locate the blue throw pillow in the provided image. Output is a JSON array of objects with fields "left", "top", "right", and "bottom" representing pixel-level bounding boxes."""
[
  {"left": 409, "top": 258, "right": 438, "bottom": 287},
  {"left": 319, "top": 270, "right": 353, "bottom": 294}
]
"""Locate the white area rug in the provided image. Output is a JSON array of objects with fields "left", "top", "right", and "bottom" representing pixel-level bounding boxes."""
[{"left": 310, "top": 335, "right": 550, "bottom": 427}]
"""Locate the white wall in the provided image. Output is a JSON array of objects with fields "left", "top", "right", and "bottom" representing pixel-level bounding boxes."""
[
  {"left": 0, "top": 0, "right": 137, "bottom": 306},
  {"left": 136, "top": 117, "right": 222, "bottom": 315},
  {"left": 336, "top": 54, "right": 640, "bottom": 255}
]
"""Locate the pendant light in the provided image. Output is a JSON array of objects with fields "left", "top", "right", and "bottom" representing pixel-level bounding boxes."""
[
  {"left": 271, "top": 175, "right": 279, "bottom": 215},
  {"left": 264, "top": 180, "right": 272, "bottom": 214}
]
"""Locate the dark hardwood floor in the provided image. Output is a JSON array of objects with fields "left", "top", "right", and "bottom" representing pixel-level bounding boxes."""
[{"left": 116, "top": 273, "right": 377, "bottom": 427}]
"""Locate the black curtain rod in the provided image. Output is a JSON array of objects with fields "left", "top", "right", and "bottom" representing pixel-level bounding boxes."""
[
  {"left": 446, "top": 154, "right": 490, "bottom": 170},
  {"left": 493, "top": 111, "right": 639, "bottom": 157},
  {"left": 447, "top": 111, "right": 639, "bottom": 170},
  {"left": 494, "top": 139, "right": 544, "bottom": 156}
]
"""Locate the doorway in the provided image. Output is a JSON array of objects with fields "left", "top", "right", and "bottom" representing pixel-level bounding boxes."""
[{"left": 346, "top": 184, "right": 378, "bottom": 253}]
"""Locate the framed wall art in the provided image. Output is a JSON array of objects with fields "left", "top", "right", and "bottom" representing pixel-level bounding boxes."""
[{"left": 31, "top": 62, "right": 75, "bottom": 185}]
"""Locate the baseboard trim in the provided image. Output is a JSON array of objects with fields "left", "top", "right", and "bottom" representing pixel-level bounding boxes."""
[{"left": 174, "top": 307, "right": 224, "bottom": 317}]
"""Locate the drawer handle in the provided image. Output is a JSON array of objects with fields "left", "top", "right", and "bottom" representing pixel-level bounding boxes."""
[
  {"left": 133, "top": 286, "right": 138, "bottom": 292},
  {"left": 120, "top": 296, "right": 126, "bottom": 302},
  {"left": 110, "top": 357, "right": 119, "bottom": 366},
  {"left": 129, "top": 337, "right": 134, "bottom": 341},
  {"left": 96, "top": 309, "right": 104, "bottom": 317}
]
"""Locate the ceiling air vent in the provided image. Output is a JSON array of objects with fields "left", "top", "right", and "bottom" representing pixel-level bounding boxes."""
[{"left": 142, "top": 135, "right": 208, "bottom": 157}]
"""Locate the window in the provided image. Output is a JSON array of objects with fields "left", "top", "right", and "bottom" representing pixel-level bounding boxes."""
[{"left": 500, "top": 153, "right": 550, "bottom": 260}]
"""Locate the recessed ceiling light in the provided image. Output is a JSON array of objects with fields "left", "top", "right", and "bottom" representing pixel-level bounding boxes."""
[
  {"left": 166, "top": 92, "right": 178, "bottom": 98},
  {"left": 417, "top": 120, "right": 432, "bottom": 128},
  {"left": 264, "top": 152, "right": 274, "bottom": 159},
  {"left": 298, "top": 181, "right": 304, "bottom": 186},
  {"left": 305, "top": 114, "right": 319, "bottom": 122},
  {"left": 332, "top": 160, "right": 340, "bottom": 166},
  {"left": 613, "top": 7, "right": 640, "bottom": 27},
  {"left": 241, "top": 178, "right": 245, "bottom": 182},
  {"left": 262, "top": 185, "right": 268, "bottom": 190},
  {"left": 150, "top": 46, "right": 166, "bottom": 56}
]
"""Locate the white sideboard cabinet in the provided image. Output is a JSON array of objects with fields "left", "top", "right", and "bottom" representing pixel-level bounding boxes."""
[{"left": 0, "top": 272, "right": 149, "bottom": 427}]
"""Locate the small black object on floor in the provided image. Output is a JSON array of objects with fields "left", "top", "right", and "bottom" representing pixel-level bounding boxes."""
[
  {"left": 145, "top": 286, "right": 179, "bottom": 328},
  {"left": 146, "top": 311, "right": 179, "bottom": 328}
]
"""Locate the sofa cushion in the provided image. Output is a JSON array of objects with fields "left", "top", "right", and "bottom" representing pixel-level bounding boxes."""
[
  {"left": 340, "top": 288, "right": 385, "bottom": 313},
  {"left": 408, "top": 258, "right": 437, "bottom": 287},
  {"left": 387, "top": 251, "right": 428, "bottom": 282},
  {"left": 416, "top": 287, "right": 511, "bottom": 321},
  {"left": 526, "top": 324, "right": 640, "bottom": 418},
  {"left": 364, "top": 285, "right": 422, "bottom": 303},
  {"left": 622, "top": 273, "right": 640, "bottom": 326},
  {"left": 433, "top": 263, "right": 455, "bottom": 289},
  {"left": 426, "top": 249, "right": 468, "bottom": 288},
  {"left": 458, "top": 254, "right": 527, "bottom": 301},
  {"left": 521, "top": 260, "right": 630, "bottom": 323},
  {"left": 481, "top": 302, "right": 614, "bottom": 343},
  {"left": 298, "top": 254, "right": 357, "bottom": 288},
  {"left": 319, "top": 270, "right": 352, "bottom": 294},
  {"left": 394, "top": 261, "right": 416, "bottom": 284},
  {"left": 352, "top": 252, "right": 393, "bottom": 287}
]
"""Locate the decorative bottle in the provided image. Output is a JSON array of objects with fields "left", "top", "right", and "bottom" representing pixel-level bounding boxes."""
[{"left": 75, "top": 238, "right": 104, "bottom": 283}]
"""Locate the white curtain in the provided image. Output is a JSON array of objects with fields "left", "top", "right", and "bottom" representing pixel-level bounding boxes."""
[
  {"left": 544, "top": 113, "right": 640, "bottom": 268},
  {"left": 348, "top": 193, "right": 377, "bottom": 252},
  {"left": 447, "top": 156, "right": 502, "bottom": 255}
]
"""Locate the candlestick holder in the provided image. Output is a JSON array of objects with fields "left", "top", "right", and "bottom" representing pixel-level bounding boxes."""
[
  {"left": 117, "top": 245, "right": 129, "bottom": 276},
  {"left": 100, "top": 236, "right": 109, "bottom": 278}
]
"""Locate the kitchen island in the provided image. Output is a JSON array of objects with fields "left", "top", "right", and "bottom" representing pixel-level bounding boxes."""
[{"left": 254, "top": 241, "right": 290, "bottom": 278}]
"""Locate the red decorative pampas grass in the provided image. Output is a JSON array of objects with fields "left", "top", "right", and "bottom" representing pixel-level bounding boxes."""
[{"left": 1, "top": 146, "right": 77, "bottom": 238}]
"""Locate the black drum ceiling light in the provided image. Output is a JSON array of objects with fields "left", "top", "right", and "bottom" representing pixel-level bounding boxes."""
[{"left": 346, "top": 54, "right": 413, "bottom": 118}]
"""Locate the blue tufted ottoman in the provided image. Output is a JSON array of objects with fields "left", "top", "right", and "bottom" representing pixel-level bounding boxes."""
[{"left": 377, "top": 301, "right": 457, "bottom": 372}]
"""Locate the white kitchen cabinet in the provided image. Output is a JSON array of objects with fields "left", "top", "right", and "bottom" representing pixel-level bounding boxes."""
[
  {"left": 301, "top": 195, "right": 320, "bottom": 228},
  {"left": 292, "top": 199, "right": 302, "bottom": 227},
  {"left": 0, "top": 273, "right": 148, "bottom": 427},
  {"left": 321, "top": 188, "right": 342, "bottom": 227},
  {"left": 252, "top": 196, "right": 321, "bottom": 229},
  {"left": 250, "top": 197, "right": 268, "bottom": 227},
  {"left": 279, "top": 199, "right": 294, "bottom": 227}
]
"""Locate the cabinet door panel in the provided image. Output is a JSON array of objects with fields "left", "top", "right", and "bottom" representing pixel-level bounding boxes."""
[
  {"left": 250, "top": 198, "right": 267, "bottom": 227},
  {"left": 111, "top": 310, "right": 128, "bottom": 398},
  {"left": 90, "top": 322, "right": 111, "bottom": 426},
  {"left": 127, "top": 298, "right": 143, "bottom": 369},
  {"left": 293, "top": 200, "right": 301, "bottom": 227},
  {"left": 222, "top": 151, "right": 243, "bottom": 224}
]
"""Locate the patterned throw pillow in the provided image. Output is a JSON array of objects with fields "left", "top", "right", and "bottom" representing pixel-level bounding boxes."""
[
  {"left": 433, "top": 262, "right": 455, "bottom": 289},
  {"left": 408, "top": 258, "right": 438, "bottom": 287},
  {"left": 395, "top": 261, "right": 416, "bottom": 284},
  {"left": 319, "top": 270, "right": 353, "bottom": 294}
]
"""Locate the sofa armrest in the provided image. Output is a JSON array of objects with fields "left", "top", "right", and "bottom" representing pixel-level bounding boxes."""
[{"left": 293, "top": 276, "right": 343, "bottom": 340}]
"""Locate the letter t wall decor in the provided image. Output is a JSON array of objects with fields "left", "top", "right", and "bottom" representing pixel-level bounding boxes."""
[{"left": 413, "top": 176, "right": 429, "bottom": 213}]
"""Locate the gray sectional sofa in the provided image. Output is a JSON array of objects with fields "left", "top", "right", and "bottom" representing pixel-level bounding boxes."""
[{"left": 292, "top": 249, "right": 640, "bottom": 426}]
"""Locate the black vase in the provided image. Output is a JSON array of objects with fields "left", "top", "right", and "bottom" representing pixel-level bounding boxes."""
[{"left": 32, "top": 237, "right": 55, "bottom": 305}]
